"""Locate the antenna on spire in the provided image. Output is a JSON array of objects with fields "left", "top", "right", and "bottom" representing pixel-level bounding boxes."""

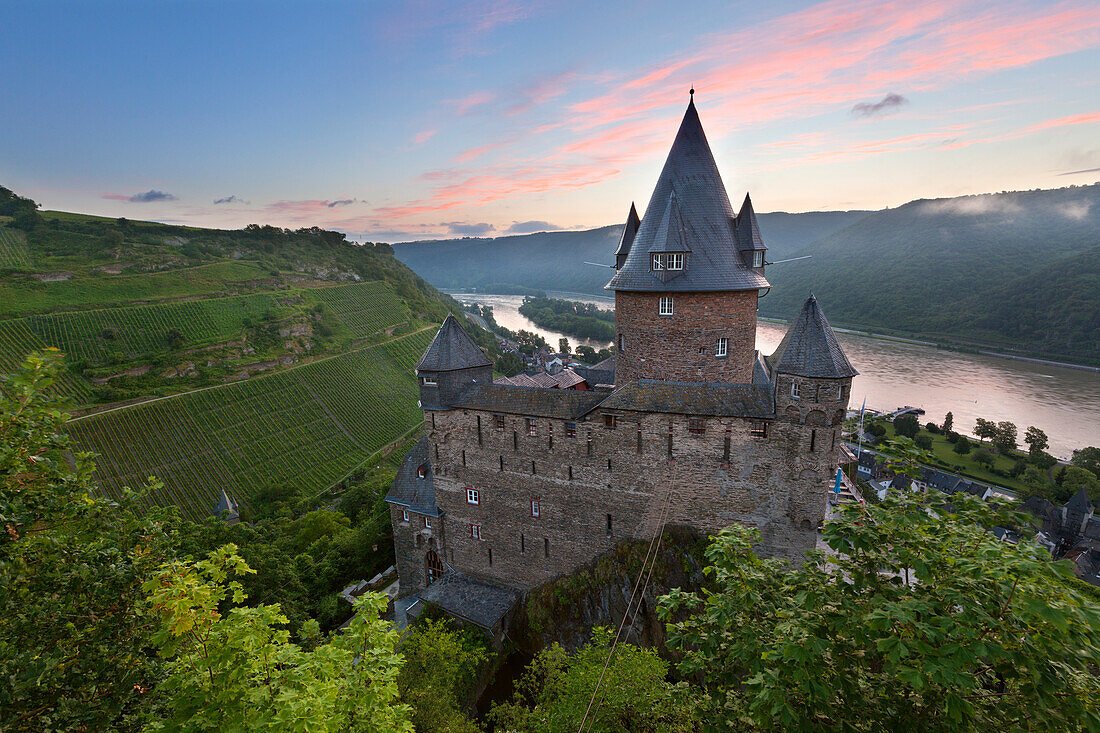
[{"left": 689, "top": 84, "right": 695, "bottom": 99}]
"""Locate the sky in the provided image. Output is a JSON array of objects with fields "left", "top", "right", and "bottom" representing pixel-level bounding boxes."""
[{"left": 1, "top": 0, "right": 1098, "bottom": 242}]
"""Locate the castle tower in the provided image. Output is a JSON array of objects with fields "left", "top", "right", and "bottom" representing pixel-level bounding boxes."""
[
  {"left": 415, "top": 313, "right": 493, "bottom": 411},
  {"left": 770, "top": 295, "right": 858, "bottom": 523},
  {"left": 608, "top": 94, "right": 770, "bottom": 384}
]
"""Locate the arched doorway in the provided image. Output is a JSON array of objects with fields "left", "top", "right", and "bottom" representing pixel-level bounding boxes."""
[{"left": 425, "top": 549, "right": 443, "bottom": 584}]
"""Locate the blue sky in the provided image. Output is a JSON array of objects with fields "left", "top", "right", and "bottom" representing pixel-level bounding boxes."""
[{"left": 2, "top": 0, "right": 1098, "bottom": 241}]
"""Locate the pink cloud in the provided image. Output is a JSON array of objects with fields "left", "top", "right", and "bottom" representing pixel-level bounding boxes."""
[
  {"left": 446, "top": 90, "right": 495, "bottom": 116},
  {"left": 412, "top": 129, "right": 437, "bottom": 145}
]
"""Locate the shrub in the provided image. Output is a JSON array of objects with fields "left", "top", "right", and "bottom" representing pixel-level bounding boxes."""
[{"left": 915, "top": 435, "right": 933, "bottom": 450}]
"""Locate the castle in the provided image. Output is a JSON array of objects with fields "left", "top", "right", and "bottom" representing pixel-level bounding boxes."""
[{"left": 385, "top": 95, "right": 857, "bottom": 631}]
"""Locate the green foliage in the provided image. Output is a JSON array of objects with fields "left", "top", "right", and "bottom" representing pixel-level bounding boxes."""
[
  {"left": 1024, "top": 425, "right": 1049, "bottom": 457},
  {"left": 876, "top": 436, "right": 932, "bottom": 479},
  {"left": 397, "top": 618, "right": 488, "bottom": 732},
  {"left": 992, "top": 420, "right": 1018, "bottom": 454},
  {"left": 893, "top": 414, "right": 919, "bottom": 439},
  {"left": 489, "top": 627, "right": 698, "bottom": 732},
  {"left": 974, "top": 417, "right": 997, "bottom": 444},
  {"left": 518, "top": 296, "right": 615, "bottom": 343},
  {"left": 0, "top": 351, "right": 171, "bottom": 731},
  {"left": 973, "top": 449, "right": 996, "bottom": 469},
  {"left": 867, "top": 421, "right": 886, "bottom": 438},
  {"left": 143, "top": 547, "right": 412, "bottom": 732},
  {"left": 915, "top": 434, "right": 933, "bottom": 450},
  {"left": 1071, "top": 446, "right": 1100, "bottom": 477},
  {"left": 953, "top": 435, "right": 972, "bottom": 454},
  {"left": 659, "top": 493, "right": 1100, "bottom": 731},
  {"left": 1062, "top": 466, "right": 1100, "bottom": 501},
  {"left": 496, "top": 350, "right": 525, "bottom": 377},
  {"left": 942, "top": 411, "right": 953, "bottom": 432}
]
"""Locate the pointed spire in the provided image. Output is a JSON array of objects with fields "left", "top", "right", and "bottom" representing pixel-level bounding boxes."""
[
  {"left": 614, "top": 202, "right": 640, "bottom": 256},
  {"left": 607, "top": 96, "right": 770, "bottom": 292},
  {"left": 736, "top": 192, "right": 766, "bottom": 253},
  {"left": 416, "top": 314, "right": 493, "bottom": 372},
  {"left": 770, "top": 295, "right": 858, "bottom": 379},
  {"left": 1067, "top": 486, "right": 1094, "bottom": 514},
  {"left": 648, "top": 191, "right": 690, "bottom": 253},
  {"left": 213, "top": 489, "right": 239, "bottom": 523}
]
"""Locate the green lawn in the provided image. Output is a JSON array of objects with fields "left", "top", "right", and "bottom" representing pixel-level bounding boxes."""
[{"left": 878, "top": 422, "right": 1028, "bottom": 492}]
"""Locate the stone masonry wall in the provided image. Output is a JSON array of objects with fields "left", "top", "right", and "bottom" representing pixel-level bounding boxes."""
[{"left": 615, "top": 290, "right": 757, "bottom": 385}]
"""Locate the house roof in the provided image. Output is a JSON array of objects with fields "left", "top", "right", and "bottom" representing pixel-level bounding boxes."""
[
  {"left": 415, "top": 314, "right": 493, "bottom": 372},
  {"left": 384, "top": 436, "right": 440, "bottom": 517},
  {"left": 419, "top": 571, "right": 521, "bottom": 629},
  {"left": 213, "top": 489, "right": 239, "bottom": 521},
  {"left": 597, "top": 379, "right": 774, "bottom": 418},
  {"left": 1067, "top": 487, "right": 1094, "bottom": 514},
  {"left": 614, "top": 202, "right": 641, "bottom": 257},
  {"left": 769, "top": 295, "right": 858, "bottom": 379},
  {"left": 606, "top": 97, "right": 770, "bottom": 293},
  {"left": 453, "top": 383, "right": 607, "bottom": 420},
  {"left": 494, "top": 368, "right": 588, "bottom": 390}
]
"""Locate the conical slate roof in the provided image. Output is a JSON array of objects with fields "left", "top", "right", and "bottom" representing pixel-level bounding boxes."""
[
  {"left": 607, "top": 98, "right": 770, "bottom": 292},
  {"left": 1067, "top": 486, "right": 1094, "bottom": 514},
  {"left": 769, "top": 295, "right": 858, "bottom": 379},
  {"left": 416, "top": 314, "right": 493, "bottom": 372},
  {"left": 213, "top": 489, "right": 239, "bottom": 521},
  {"left": 614, "top": 202, "right": 641, "bottom": 257},
  {"left": 735, "top": 193, "right": 766, "bottom": 252}
]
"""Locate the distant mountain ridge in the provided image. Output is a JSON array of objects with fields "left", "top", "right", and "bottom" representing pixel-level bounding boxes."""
[{"left": 394, "top": 184, "right": 1100, "bottom": 363}]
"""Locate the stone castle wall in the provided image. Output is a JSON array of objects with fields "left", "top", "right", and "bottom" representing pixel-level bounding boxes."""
[{"left": 614, "top": 290, "right": 758, "bottom": 384}]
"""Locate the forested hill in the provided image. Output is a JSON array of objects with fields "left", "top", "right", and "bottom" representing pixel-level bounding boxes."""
[
  {"left": 394, "top": 184, "right": 1100, "bottom": 363},
  {"left": 392, "top": 209, "right": 870, "bottom": 295}
]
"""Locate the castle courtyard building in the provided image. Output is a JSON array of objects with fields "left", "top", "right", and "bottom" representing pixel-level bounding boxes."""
[{"left": 386, "top": 94, "right": 858, "bottom": 623}]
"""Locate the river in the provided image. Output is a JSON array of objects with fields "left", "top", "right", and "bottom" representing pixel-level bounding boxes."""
[{"left": 449, "top": 291, "right": 1099, "bottom": 459}]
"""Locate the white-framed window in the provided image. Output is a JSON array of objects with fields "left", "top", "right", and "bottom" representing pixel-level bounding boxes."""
[
  {"left": 401, "top": 508, "right": 409, "bottom": 522},
  {"left": 424, "top": 516, "right": 432, "bottom": 529},
  {"left": 791, "top": 382, "right": 801, "bottom": 399},
  {"left": 651, "top": 253, "right": 664, "bottom": 270},
  {"left": 466, "top": 488, "right": 480, "bottom": 505},
  {"left": 752, "top": 251, "right": 764, "bottom": 268},
  {"left": 416, "top": 466, "right": 426, "bottom": 479},
  {"left": 422, "top": 376, "right": 436, "bottom": 385},
  {"left": 659, "top": 296, "right": 674, "bottom": 316},
  {"left": 667, "top": 253, "right": 683, "bottom": 270},
  {"left": 471, "top": 523, "right": 481, "bottom": 540},
  {"left": 716, "top": 337, "right": 728, "bottom": 357},
  {"left": 531, "top": 499, "right": 541, "bottom": 518}
]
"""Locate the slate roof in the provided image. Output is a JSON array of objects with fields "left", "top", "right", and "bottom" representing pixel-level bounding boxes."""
[
  {"left": 212, "top": 489, "right": 239, "bottom": 522},
  {"left": 453, "top": 383, "right": 607, "bottom": 420},
  {"left": 614, "top": 203, "right": 641, "bottom": 257},
  {"left": 494, "top": 369, "right": 588, "bottom": 390},
  {"left": 384, "top": 436, "right": 440, "bottom": 517},
  {"left": 597, "top": 379, "right": 774, "bottom": 418},
  {"left": 415, "top": 314, "right": 493, "bottom": 372},
  {"left": 607, "top": 98, "right": 770, "bottom": 293},
  {"left": 734, "top": 193, "right": 766, "bottom": 252},
  {"left": 769, "top": 295, "right": 858, "bottom": 379},
  {"left": 1067, "top": 487, "right": 1094, "bottom": 514},
  {"left": 419, "top": 571, "right": 521, "bottom": 630}
]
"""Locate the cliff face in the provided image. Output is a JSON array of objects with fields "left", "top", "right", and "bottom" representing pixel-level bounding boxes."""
[{"left": 513, "top": 525, "right": 709, "bottom": 654}]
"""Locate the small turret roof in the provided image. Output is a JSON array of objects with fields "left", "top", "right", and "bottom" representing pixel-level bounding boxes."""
[
  {"left": 607, "top": 97, "right": 770, "bottom": 292},
  {"left": 735, "top": 193, "right": 766, "bottom": 251},
  {"left": 769, "top": 295, "right": 858, "bottom": 378},
  {"left": 614, "top": 203, "right": 641, "bottom": 257},
  {"left": 1067, "top": 487, "right": 1094, "bottom": 514},
  {"left": 213, "top": 489, "right": 239, "bottom": 521},
  {"left": 416, "top": 314, "right": 493, "bottom": 372}
]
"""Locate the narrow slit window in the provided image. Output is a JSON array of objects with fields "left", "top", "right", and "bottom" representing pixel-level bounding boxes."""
[
  {"left": 488, "top": 547, "right": 493, "bottom": 566},
  {"left": 531, "top": 499, "right": 540, "bottom": 518},
  {"left": 606, "top": 513, "right": 613, "bottom": 535},
  {"left": 544, "top": 538, "right": 549, "bottom": 558},
  {"left": 659, "top": 296, "right": 674, "bottom": 316},
  {"left": 618, "top": 334, "right": 625, "bottom": 353},
  {"left": 521, "top": 533, "right": 526, "bottom": 554},
  {"left": 424, "top": 516, "right": 432, "bottom": 529},
  {"left": 477, "top": 415, "right": 482, "bottom": 446},
  {"left": 499, "top": 455, "right": 504, "bottom": 471},
  {"left": 810, "top": 429, "right": 817, "bottom": 452}
]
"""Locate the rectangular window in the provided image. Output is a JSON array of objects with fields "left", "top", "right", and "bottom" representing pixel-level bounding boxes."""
[
  {"left": 520, "top": 533, "right": 525, "bottom": 554},
  {"left": 651, "top": 253, "right": 664, "bottom": 270},
  {"left": 544, "top": 538, "right": 549, "bottom": 558},
  {"left": 750, "top": 422, "right": 768, "bottom": 438},
  {"left": 488, "top": 547, "right": 493, "bottom": 566},
  {"left": 659, "top": 296, "right": 674, "bottom": 316},
  {"left": 839, "top": 384, "right": 848, "bottom": 399},
  {"left": 401, "top": 509, "right": 409, "bottom": 522},
  {"left": 422, "top": 376, "right": 436, "bottom": 386},
  {"left": 688, "top": 418, "right": 706, "bottom": 435},
  {"left": 667, "top": 253, "right": 683, "bottom": 270},
  {"left": 753, "top": 250, "right": 764, "bottom": 268},
  {"left": 618, "top": 334, "right": 625, "bottom": 353},
  {"left": 495, "top": 414, "right": 505, "bottom": 430},
  {"left": 531, "top": 499, "right": 540, "bottom": 518},
  {"left": 416, "top": 466, "right": 426, "bottom": 479},
  {"left": 566, "top": 421, "right": 577, "bottom": 438},
  {"left": 424, "top": 516, "right": 432, "bottom": 529},
  {"left": 604, "top": 414, "right": 617, "bottom": 429},
  {"left": 466, "top": 488, "right": 480, "bottom": 505},
  {"left": 791, "top": 382, "right": 801, "bottom": 399},
  {"left": 606, "top": 514, "right": 613, "bottom": 536},
  {"left": 810, "top": 430, "right": 817, "bottom": 452},
  {"left": 527, "top": 418, "right": 537, "bottom": 436},
  {"left": 715, "top": 337, "right": 727, "bottom": 357},
  {"left": 471, "top": 524, "right": 481, "bottom": 540}
]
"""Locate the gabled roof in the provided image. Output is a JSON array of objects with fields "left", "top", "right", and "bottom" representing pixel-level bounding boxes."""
[
  {"left": 614, "top": 203, "right": 641, "bottom": 257},
  {"left": 1067, "top": 487, "right": 1094, "bottom": 514},
  {"left": 419, "top": 571, "right": 520, "bottom": 629},
  {"left": 453, "top": 383, "right": 606, "bottom": 420},
  {"left": 734, "top": 193, "right": 766, "bottom": 251},
  {"left": 384, "top": 436, "right": 439, "bottom": 516},
  {"left": 607, "top": 97, "right": 770, "bottom": 293},
  {"left": 415, "top": 314, "right": 493, "bottom": 372},
  {"left": 597, "top": 379, "right": 774, "bottom": 418},
  {"left": 769, "top": 295, "right": 858, "bottom": 379}
]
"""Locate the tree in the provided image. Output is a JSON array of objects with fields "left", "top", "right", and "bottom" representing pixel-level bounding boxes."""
[
  {"left": 659, "top": 493, "right": 1100, "bottom": 731},
  {"left": 397, "top": 617, "right": 487, "bottom": 732},
  {"left": 143, "top": 546, "right": 412, "bottom": 732},
  {"left": 558, "top": 337, "right": 570, "bottom": 355},
  {"left": 893, "top": 414, "right": 919, "bottom": 439},
  {"left": 953, "top": 435, "right": 972, "bottom": 455},
  {"left": 877, "top": 436, "right": 931, "bottom": 480},
  {"left": 1071, "top": 446, "right": 1100, "bottom": 478},
  {"left": 488, "top": 627, "right": 698, "bottom": 732},
  {"left": 915, "top": 434, "right": 933, "bottom": 450},
  {"left": 496, "top": 352, "right": 524, "bottom": 377},
  {"left": 942, "top": 411, "right": 954, "bottom": 432},
  {"left": 867, "top": 422, "right": 887, "bottom": 439},
  {"left": 1062, "top": 466, "right": 1100, "bottom": 500},
  {"left": 974, "top": 417, "right": 997, "bottom": 444},
  {"left": 992, "top": 421, "right": 1018, "bottom": 454},
  {"left": 1024, "top": 426, "right": 1049, "bottom": 458},
  {"left": 1, "top": 351, "right": 173, "bottom": 731},
  {"left": 105, "top": 228, "right": 125, "bottom": 247},
  {"left": 973, "top": 449, "right": 996, "bottom": 469}
]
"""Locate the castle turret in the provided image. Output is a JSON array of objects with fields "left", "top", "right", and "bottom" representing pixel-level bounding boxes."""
[
  {"left": 415, "top": 314, "right": 493, "bottom": 410},
  {"left": 614, "top": 203, "right": 640, "bottom": 270},
  {"left": 735, "top": 193, "right": 767, "bottom": 274},
  {"left": 608, "top": 94, "right": 770, "bottom": 385}
]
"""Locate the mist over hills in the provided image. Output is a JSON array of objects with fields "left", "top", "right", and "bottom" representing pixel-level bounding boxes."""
[{"left": 394, "top": 184, "right": 1100, "bottom": 363}]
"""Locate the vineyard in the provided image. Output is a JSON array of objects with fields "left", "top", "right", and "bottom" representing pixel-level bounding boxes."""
[
  {"left": 0, "top": 321, "right": 91, "bottom": 400},
  {"left": 68, "top": 327, "right": 433, "bottom": 520},
  {"left": 0, "top": 227, "right": 32, "bottom": 268},
  {"left": 310, "top": 281, "right": 411, "bottom": 337}
]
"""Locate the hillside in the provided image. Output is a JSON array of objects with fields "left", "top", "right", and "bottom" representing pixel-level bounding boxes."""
[
  {"left": 0, "top": 186, "right": 490, "bottom": 519},
  {"left": 393, "top": 185, "right": 1099, "bottom": 363}
]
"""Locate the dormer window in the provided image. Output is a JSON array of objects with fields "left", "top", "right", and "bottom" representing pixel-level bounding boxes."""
[
  {"left": 667, "top": 253, "right": 683, "bottom": 270},
  {"left": 752, "top": 251, "right": 764, "bottom": 268},
  {"left": 651, "top": 254, "right": 664, "bottom": 271}
]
